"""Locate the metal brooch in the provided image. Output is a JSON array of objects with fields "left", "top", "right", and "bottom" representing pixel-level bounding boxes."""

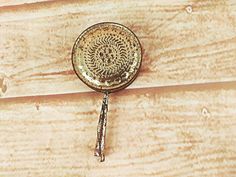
[{"left": 72, "top": 22, "right": 142, "bottom": 162}]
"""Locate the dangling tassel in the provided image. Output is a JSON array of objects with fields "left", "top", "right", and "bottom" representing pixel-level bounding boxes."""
[{"left": 94, "top": 91, "right": 109, "bottom": 162}]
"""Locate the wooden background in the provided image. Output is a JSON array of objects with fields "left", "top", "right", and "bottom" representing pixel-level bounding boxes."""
[{"left": 0, "top": 0, "right": 236, "bottom": 176}]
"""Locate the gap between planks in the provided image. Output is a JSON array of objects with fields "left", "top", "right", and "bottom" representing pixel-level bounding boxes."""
[{"left": 1, "top": 80, "right": 236, "bottom": 101}]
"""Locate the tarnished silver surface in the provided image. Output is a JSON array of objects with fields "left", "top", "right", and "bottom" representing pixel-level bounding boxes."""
[
  {"left": 71, "top": 22, "right": 142, "bottom": 162},
  {"left": 72, "top": 22, "right": 142, "bottom": 93},
  {"left": 94, "top": 92, "right": 109, "bottom": 162}
]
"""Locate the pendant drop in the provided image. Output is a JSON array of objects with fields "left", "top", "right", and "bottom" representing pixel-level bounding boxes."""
[{"left": 94, "top": 92, "right": 109, "bottom": 162}]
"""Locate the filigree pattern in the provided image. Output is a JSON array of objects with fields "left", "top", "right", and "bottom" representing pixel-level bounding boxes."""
[{"left": 72, "top": 22, "right": 142, "bottom": 92}]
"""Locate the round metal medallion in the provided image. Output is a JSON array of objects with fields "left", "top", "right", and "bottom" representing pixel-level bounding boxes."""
[{"left": 72, "top": 22, "right": 142, "bottom": 92}]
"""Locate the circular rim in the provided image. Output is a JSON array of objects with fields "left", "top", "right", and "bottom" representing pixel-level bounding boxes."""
[{"left": 71, "top": 22, "right": 142, "bottom": 93}]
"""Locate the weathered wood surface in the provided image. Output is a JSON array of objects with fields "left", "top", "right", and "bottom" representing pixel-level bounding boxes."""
[
  {"left": 0, "top": 83, "right": 236, "bottom": 177},
  {"left": 1, "top": 0, "right": 236, "bottom": 176},
  {"left": 0, "top": 0, "right": 236, "bottom": 97}
]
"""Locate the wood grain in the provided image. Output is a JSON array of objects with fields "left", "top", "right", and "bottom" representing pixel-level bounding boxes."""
[
  {"left": 0, "top": 0, "right": 236, "bottom": 98},
  {"left": 1, "top": 1, "right": 236, "bottom": 176},
  {"left": 0, "top": 82, "right": 236, "bottom": 177}
]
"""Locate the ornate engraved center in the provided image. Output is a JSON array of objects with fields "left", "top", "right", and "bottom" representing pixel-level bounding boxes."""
[
  {"left": 72, "top": 22, "right": 142, "bottom": 92},
  {"left": 96, "top": 45, "right": 116, "bottom": 65}
]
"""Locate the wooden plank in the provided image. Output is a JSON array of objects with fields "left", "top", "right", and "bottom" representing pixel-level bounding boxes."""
[
  {"left": 0, "top": 0, "right": 236, "bottom": 98},
  {"left": 0, "top": 82, "right": 236, "bottom": 177}
]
